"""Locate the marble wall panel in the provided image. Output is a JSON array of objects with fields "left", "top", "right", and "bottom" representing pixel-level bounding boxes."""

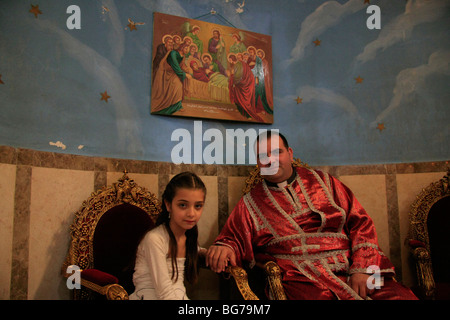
[
  {"left": 339, "top": 175, "right": 390, "bottom": 258},
  {"left": 197, "top": 175, "right": 218, "bottom": 248},
  {"left": 0, "top": 164, "right": 16, "bottom": 300},
  {"left": 227, "top": 177, "right": 247, "bottom": 214},
  {"left": 28, "top": 167, "right": 93, "bottom": 299}
]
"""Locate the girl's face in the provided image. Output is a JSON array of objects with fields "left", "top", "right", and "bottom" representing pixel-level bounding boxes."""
[{"left": 166, "top": 188, "right": 205, "bottom": 233}]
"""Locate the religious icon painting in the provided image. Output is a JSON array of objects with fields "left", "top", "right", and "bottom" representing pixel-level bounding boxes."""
[{"left": 150, "top": 12, "right": 273, "bottom": 124}]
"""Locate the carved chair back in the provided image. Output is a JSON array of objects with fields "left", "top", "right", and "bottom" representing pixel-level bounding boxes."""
[
  {"left": 408, "top": 169, "right": 450, "bottom": 299},
  {"left": 63, "top": 172, "right": 161, "bottom": 298}
]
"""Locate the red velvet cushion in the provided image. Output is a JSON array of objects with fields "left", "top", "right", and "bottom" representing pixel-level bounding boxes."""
[
  {"left": 408, "top": 239, "right": 426, "bottom": 248},
  {"left": 81, "top": 269, "right": 119, "bottom": 286}
]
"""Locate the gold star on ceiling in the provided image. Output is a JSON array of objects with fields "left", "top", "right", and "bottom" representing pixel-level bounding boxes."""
[
  {"left": 377, "top": 123, "right": 385, "bottom": 132},
  {"left": 100, "top": 91, "right": 111, "bottom": 102},
  {"left": 355, "top": 76, "right": 364, "bottom": 84},
  {"left": 313, "top": 38, "right": 321, "bottom": 46},
  {"left": 127, "top": 22, "right": 137, "bottom": 31},
  {"left": 127, "top": 18, "right": 145, "bottom": 31},
  {"left": 29, "top": 4, "right": 42, "bottom": 18},
  {"left": 295, "top": 96, "right": 303, "bottom": 104}
]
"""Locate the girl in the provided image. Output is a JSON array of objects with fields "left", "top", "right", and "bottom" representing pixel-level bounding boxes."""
[{"left": 130, "top": 172, "right": 207, "bottom": 300}]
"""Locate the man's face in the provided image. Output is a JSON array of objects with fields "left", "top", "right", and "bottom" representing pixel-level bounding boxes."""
[{"left": 257, "top": 135, "right": 293, "bottom": 183}]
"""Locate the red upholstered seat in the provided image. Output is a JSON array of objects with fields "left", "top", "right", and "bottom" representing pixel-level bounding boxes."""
[
  {"left": 408, "top": 239, "right": 426, "bottom": 248},
  {"left": 81, "top": 269, "right": 119, "bottom": 286}
]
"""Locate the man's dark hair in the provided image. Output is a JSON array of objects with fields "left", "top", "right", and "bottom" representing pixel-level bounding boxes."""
[{"left": 256, "top": 130, "right": 289, "bottom": 149}]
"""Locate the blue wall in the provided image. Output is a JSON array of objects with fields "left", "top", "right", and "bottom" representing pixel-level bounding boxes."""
[{"left": 0, "top": 0, "right": 449, "bottom": 166}]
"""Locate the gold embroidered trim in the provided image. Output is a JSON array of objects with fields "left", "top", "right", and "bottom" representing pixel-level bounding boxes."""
[
  {"left": 349, "top": 267, "right": 394, "bottom": 274},
  {"left": 295, "top": 174, "right": 327, "bottom": 233},
  {"left": 244, "top": 192, "right": 278, "bottom": 236},
  {"left": 319, "top": 260, "right": 363, "bottom": 300},
  {"left": 273, "top": 249, "right": 349, "bottom": 265},
  {"left": 265, "top": 182, "right": 311, "bottom": 217},
  {"left": 262, "top": 181, "right": 304, "bottom": 234},
  {"left": 305, "top": 169, "right": 347, "bottom": 233},
  {"left": 352, "top": 242, "right": 385, "bottom": 256},
  {"left": 243, "top": 194, "right": 263, "bottom": 232}
]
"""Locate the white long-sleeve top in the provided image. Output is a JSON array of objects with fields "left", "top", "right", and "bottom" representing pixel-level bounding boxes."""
[{"left": 130, "top": 225, "right": 188, "bottom": 300}]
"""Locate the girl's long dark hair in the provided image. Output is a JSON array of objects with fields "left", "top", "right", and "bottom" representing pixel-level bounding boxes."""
[{"left": 156, "top": 172, "right": 206, "bottom": 284}]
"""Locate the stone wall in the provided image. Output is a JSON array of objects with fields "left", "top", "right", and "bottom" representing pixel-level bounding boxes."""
[{"left": 0, "top": 145, "right": 447, "bottom": 299}]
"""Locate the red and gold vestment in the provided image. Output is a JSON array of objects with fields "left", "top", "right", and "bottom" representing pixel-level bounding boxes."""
[{"left": 216, "top": 167, "right": 417, "bottom": 300}]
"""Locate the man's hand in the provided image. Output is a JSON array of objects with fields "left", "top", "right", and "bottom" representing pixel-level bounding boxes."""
[
  {"left": 206, "top": 245, "right": 236, "bottom": 273},
  {"left": 348, "top": 273, "right": 374, "bottom": 299}
]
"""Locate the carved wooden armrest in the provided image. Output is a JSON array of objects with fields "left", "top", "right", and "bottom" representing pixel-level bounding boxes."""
[
  {"left": 225, "top": 261, "right": 287, "bottom": 300},
  {"left": 225, "top": 266, "right": 259, "bottom": 300},
  {"left": 80, "top": 278, "right": 129, "bottom": 300},
  {"left": 411, "top": 246, "right": 435, "bottom": 298},
  {"left": 63, "top": 268, "right": 129, "bottom": 300},
  {"left": 256, "top": 261, "right": 287, "bottom": 300}
]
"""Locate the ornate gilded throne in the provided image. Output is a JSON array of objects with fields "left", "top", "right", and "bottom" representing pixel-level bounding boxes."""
[
  {"left": 407, "top": 169, "right": 450, "bottom": 300},
  {"left": 225, "top": 159, "right": 309, "bottom": 300},
  {"left": 62, "top": 171, "right": 161, "bottom": 300}
]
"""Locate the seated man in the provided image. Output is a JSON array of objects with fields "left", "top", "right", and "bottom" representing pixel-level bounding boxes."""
[{"left": 207, "top": 131, "right": 417, "bottom": 300}]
